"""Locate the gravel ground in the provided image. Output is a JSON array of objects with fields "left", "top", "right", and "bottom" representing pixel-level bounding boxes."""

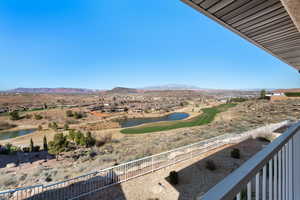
[{"left": 86, "top": 138, "right": 268, "bottom": 200}]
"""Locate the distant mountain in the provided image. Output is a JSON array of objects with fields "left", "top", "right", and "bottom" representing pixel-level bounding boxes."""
[
  {"left": 106, "top": 87, "right": 138, "bottom": 94},
  {"left": 7, "top": 88, "right": 98, "bottom": 94},
  {"left": 142, "top": 84, "right": 202, "bottom": 91}
]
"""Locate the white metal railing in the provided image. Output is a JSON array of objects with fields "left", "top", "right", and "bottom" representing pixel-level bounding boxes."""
[
  {"left": 201, "top": 121, "right": 300, "bottom": 200},
  {"left": 0, "top": 121, "right": 288, "bottom": 200}
]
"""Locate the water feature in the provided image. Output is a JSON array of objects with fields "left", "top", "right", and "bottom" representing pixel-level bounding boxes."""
[
  {"left": 120, "top": 112, "right": 189, "bottom": 128},
  {"left": 0, "top": 129, "right": 37, "bottom": 140}
]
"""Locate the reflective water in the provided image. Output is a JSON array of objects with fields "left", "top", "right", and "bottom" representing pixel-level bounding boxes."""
[
  {"left": 120, "top": 112, "right": 189, "bottom": 128},
  {"left": 0, "top": 129, "right": 37, "bottom": 140}
]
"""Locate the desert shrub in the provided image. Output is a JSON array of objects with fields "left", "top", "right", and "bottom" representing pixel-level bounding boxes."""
[
  {"left": 34, "top": 114, "right": 43, "bottom": 120},
  {"left": 229, "top": 97, "right": 248, "bottom": 103},
  {"left": 231, "top": 148, "right": 241, "bottom": 159},
  {"left": 0, "top": 143, "right": 16, "bottom": 154},
  {"left": 169, "top": 171, "right": 179, "bottom": 185},
  {"left": 33, "top": 146, "right": 40, "bottom": 152},
  {"left": 68, "top": 130, "right": 96, "bottom": 147},
  {"left": 66, "top": 110, "right": 74, "bottom": 117},
  {"left": 85, "top": 132, "right": 96, "bottom": 147},
  {"left": 22, "top": 147, "right": 30, "bottom": 153},
  {"left": 74, "top": 112, "right": 84, "bottom": 119},
  {"left": 0, "top": 122, "right": 16, "bottom": 130},
  {"left": 75, "top": 131, "right": 86, "bottom": 146},
  {"left": 25, "top": 114, "right": 32, "bottom": 119},
  {"left": 64, "top": 123, "right": 69, "bottom": 130},
  {"left": 10, "top": 111, "right": 21, "bottom": 120},
  {"left": 205, "top": 160, "right": 217, "bottom": 171},
  {"left": 48, "top": 122, "right": 58, "bottom": 131},
  {"left": 257, "top": 136, "right": 272, "bottom": 143},
  {"left": 45, "top": 176, "right": 52, "bottom": 182},
  {"left": 96, "top": 139, "right": 106, "bottom": 147},
  {"left": 68, "top": 129, "right": 77, "bottom": 141},
  {"left": 96, "top": 134, "right": 112, "bottom": 147},
  {"left": 5, "top": 143, "right": 13, "bottom": 153},
  {"left": 66, "top": 120, "right": 79, "bottom": 125},
  {"left": 10, "top": 146, "right": 20, "bottom": 153}
]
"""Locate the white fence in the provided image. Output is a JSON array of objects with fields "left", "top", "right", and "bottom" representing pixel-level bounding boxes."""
[{"left": 0, "top": 121, "right": 289, "bottom": 200}]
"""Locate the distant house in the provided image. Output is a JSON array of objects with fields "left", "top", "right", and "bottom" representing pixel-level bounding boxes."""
[{"left": 268, "top": 89, "right": 300, "bottom": 101}]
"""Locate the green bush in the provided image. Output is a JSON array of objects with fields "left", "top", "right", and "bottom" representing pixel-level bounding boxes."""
[
  {"left": 25, "top": 114, "right": 32, "bottom": 119},
  {"left": 231, "top": 148, "right": 241, "bottom": 159},
  {"left": 285, "top": 92, "right": 300, "bottom": 97},
  {"left": 68, "top": 130, "right": 96, "bottom": 147},
  {"left": 74, "top": 131, "right": 85, "bottom": 146},
  {"left": 74, "top": 112, "right": 84, "bottom": 119},
  {"left": 66, "top": 110, "right": 74, "bottom": 117},
  {"left": 48, "top": 133, "right": 69, "bottom": 155},
  {"left": 48, "top": 122, "right": 58, "bottom": 131},
  {"left": 205, "top": 160, "right": 217, "bottom": 171},
  {"left": 22, "top": 147, "right": 30, "bottom": 153},
  {"left": 10, "top": 111, "right": 21, "bottom": 120},
  {"left": 0, "top": 143, "right": 13, "bottom": 154},
  {"left": 85, "top": 132, "right": 96, "bottom": 147},
  {"left": 169, "top": 171, "right": 179, "bottom": 185},
  {"left": 64, "top": 123, "right": 69, "bottom": 130},
  {"left": 33, "top": 146, "right": 40, "bottom": 152},
  {"left": 34, "top": 114, "right": 43, "bottom": 120}
]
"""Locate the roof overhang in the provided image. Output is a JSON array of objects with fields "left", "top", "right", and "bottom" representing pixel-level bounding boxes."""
[{"left": 181, "top": 0, "right": 300, "bottom": 70}]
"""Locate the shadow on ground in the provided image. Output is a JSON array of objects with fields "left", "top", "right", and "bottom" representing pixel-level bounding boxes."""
[
  {"left": 0, "top": 151, "right": 54, "bottom": 169},
  {"left": 24, "top": 171, "right": 127, "bottom": 200},
  {"left": 166, "top": 138, "right": 269, "bottom": 200}
]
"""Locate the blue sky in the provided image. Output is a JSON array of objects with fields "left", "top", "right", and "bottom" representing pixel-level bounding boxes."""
[{"left": 0, "top": 0, "right": 299, "bottom": 90}]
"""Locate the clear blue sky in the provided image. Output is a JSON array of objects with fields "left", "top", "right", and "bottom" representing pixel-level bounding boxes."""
[{"left": 0, "top": 0, "right": 299, "bottom": 90}]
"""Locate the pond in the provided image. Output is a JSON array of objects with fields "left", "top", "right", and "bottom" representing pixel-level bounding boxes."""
[
  {"left": 0, "top": 129, "right": 37, "bottom": 140},
  {"left": 120, "top": 112, "right": 189, "bottom": 128}
]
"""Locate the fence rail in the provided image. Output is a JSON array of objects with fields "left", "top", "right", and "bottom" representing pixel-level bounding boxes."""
[
  {"left": 201, "top": 120, "right": 299, "bottom": 200},
  {"left": 0, "top": 121, "right": 289, "bottom": 200}
]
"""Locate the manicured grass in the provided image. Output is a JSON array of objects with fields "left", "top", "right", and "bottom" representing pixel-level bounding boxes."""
[
  {"left": 285, "top": 92, "right": 300, "bottom": 97},
  {"left": 121, "top": 103, "right": 237, "bottom": 134}
]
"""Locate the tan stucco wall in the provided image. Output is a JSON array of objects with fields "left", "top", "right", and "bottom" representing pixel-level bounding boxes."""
[{"left": 281, "top": 0, "right": 300, "bottom": 31}]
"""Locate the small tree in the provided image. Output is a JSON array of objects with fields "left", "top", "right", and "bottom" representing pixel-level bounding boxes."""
[
  {"left": 48, "top": 133, "right": 69, "bottom": 160},
  {"left": 38, "top": 125, "right": 43, "bottom": 131},
  {"left": 43, "top": 135, "right": 48, "bottom": 151},
  {"left": 66, "top": 110, "right": 73, "bottom": 117},
  {"left": 75, "top": 131, "right": 86, "bottom": 146},
  {"left": 74, "top": 112, "right": 83, "bottom": 119},
  {"left": 52, "top": 122, "right": 58, "bottom": 131},
  {"left": 85, "top": 132, "right": 96, "bottom": 147},
  {"left": 260, "top": 89, "right": 266, "bottom": 99},
  {"left": 10, "top": 111, "right": 20, "bottom": 120},
  {"left": 64, "top": 123, "right": 69, "bottom": 130},
  {"left": 30, "top": 138, "right": 34, "bottom": 152}
]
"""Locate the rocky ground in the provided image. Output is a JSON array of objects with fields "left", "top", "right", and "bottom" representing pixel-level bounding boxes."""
[{"left": 0, "top": 99, "right": 299, "bottom": 191}]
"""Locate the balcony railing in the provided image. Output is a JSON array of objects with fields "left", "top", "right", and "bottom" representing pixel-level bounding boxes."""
[{"left": 201, "top": 121, "right": 300, "bottom": 200}]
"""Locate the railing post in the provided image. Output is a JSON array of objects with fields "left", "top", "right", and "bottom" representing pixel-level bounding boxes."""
[{"left": 151, "top": 156, "right": 154, "bottom": 173}]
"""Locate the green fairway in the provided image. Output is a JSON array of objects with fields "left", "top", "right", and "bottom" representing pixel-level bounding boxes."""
[{"left": 121, "top": 103, "right": 237, "bottom": 134}]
